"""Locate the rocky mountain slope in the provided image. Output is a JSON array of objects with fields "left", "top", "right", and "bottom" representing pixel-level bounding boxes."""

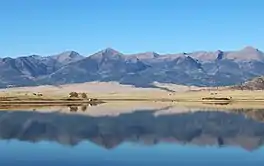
[
  {"left": 233, "top": 76, "right": 264, "bottom": 90},
  {"left": 1, "top": 46, "right": 264, "bottom": 88}
]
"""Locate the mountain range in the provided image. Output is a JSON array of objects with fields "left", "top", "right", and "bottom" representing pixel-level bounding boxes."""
[{"left": 1, "top": 46, "right": 264, "bottom": 88}]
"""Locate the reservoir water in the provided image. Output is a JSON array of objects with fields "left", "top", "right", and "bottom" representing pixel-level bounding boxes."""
[{"left": 0, "top": 105, "right": 264, "bottom": 166}]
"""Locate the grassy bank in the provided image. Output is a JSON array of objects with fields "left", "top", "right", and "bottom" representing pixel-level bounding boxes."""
[
  {"left": 88, "top": 90, "right": 264, "bottom": 102},
  {"left": 1, "top": 89, "right": 264, "bottom": 102},
  {"left": 0, "top": 89, "right": 264, "bottom": 109}
]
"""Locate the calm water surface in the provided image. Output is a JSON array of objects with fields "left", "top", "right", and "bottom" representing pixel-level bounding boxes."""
[{"left": 0, "top": 106, "right": 264, "bottom": 166}]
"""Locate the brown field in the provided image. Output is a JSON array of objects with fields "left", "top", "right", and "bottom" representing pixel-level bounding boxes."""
[{"left": 0, "top": 82, "right": 264, "bottom": 110}]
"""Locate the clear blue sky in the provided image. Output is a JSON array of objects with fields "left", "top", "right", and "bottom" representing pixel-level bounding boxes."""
[{"left": 0, "top": 0, "right": 263, "bottom": 57}]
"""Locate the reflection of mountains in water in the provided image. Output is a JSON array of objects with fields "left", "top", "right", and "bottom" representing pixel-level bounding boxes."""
[{"left": 0, "top": 109, "right": 264, "bottom": 151}]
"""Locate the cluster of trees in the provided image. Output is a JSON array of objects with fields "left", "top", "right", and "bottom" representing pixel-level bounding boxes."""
[{"left": 69, "top": 92, "right": 87, "bottom": 99}]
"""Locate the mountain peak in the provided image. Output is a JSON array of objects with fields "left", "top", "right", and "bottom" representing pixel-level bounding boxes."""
[
  {"left": 225, "top": 46, "right": 263, "bottom": 61},
  {"left": 242, "top": 46, "right": 259, "bottom": 52},
  {"left": 216, "top": 50, "right": 223, "bottom": 53},
  {"left": 59, "top": 51, "right": 81, "bottom": 57},
  {"left": 89, "top": 48, "right": 123, "bottom": 61},
  {"left": 29, "top": 54, "right": 41, "bottom": 58},
  {"left": 141, "top": 52, "right": 160, "bottom": 58},
  {"left": 216, "top": 50, "right": 224, "bottom": 60},
  {"left": 102, "top": 48, "right": 121, "bottom": 55},
  {"left": 52, "top": 51, "right": 83, "bottom": 64}
]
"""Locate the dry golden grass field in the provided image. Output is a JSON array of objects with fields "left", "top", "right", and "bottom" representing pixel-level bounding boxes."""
[{"left": 0, "top": 82, "right": 263, "bottom": 110}]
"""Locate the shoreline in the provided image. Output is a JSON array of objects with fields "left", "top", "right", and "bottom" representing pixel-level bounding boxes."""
[
  {"left": 0, "top": 99, "right": 264, "bottom": 110},
  {"left": 1, "top": 87, "right": 264, "bottom": 110}
]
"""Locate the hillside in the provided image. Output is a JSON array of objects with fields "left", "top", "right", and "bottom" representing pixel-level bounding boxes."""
[
  {"left": 1, "top": 46, "right": 264, "bottom": 88},
  {"left": 233, "top": 76, "right": 264, "bottom": 90}
]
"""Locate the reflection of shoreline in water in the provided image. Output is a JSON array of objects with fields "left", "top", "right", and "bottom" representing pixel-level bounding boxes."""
[
  {"left": 0, "top": 109, "right": 264, "bottom": 151},
  {"left": 68, "top": 103, "right": 99, "bottom": 112},
  {"left": 202, "top": 102, "right": 231, "bottom": 105}
]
